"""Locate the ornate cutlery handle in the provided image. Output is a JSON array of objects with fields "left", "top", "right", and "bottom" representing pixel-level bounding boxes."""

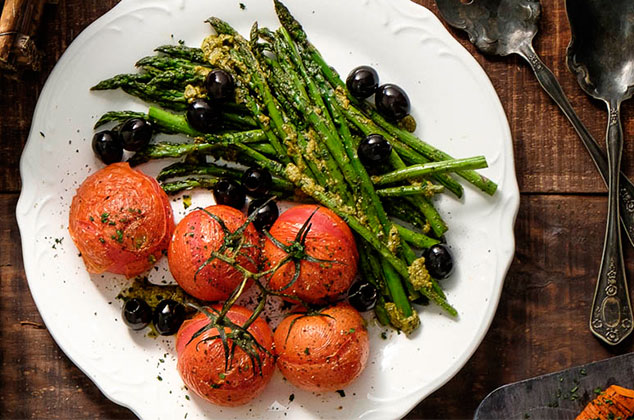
[
  {"left": 590, "top": 106, "right": 632, "bottom": 345},
  {"left": 518, "top": 42, "right": 634, "bottom": 248}
]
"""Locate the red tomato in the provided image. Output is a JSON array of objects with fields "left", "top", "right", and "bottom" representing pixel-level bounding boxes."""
[
  {"left": 68, "top": 162, "right": 174, "bottom": 278},
  {"left": 168, "top": 205, "right": 260, "bottom": 301},
  {"left": 176, "top": 305, "right": 275, "bottom": 406},
  {"left": 274, "top": 302, "right": 369, "bottom": 392},
  {"left": 263, "top": 205, "right": 358, "bottom": 304}
]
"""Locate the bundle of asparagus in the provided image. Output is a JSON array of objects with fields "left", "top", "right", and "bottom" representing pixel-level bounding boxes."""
[{"left": 92, "top": 1, "right": 497, "bottom": 334}]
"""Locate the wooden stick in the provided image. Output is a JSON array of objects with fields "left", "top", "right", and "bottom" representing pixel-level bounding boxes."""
[{"left": 0, "top": 0, "right": 25, "bottom": 67}]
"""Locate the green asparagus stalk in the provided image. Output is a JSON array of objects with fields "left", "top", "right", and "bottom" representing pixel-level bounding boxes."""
[
  {"left": 154, "top": 44, "right": 207, "bottom": 63},
  {"left": 372, "top": 156, "right": 488, "bottom": 186},
  {"left": 157, "top": 162, "right": 295, "bottom": 192},
  {"left": 161, "top": 177, "right": 294, "bottom": 199},
  {"left": 395, "top": 224, "right": 439, "bottom": 249},
  {"left": 376, "top": 184, "right": 445, "bottom": 197},
  {"left": 95, "top": 111, "right": 148, "bottom": 129}
]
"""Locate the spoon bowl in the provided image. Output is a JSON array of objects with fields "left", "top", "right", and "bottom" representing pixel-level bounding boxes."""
[
  {"left": 567, "top": 1, "right": 634, "bottom": 104},
  {"left": 434, "top": 0, "right": 540, "bottom": 56}
]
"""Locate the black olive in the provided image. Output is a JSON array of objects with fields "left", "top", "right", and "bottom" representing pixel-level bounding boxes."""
[
  {"left": 242, "top": 167, "right": 272, "bottom": 197},
  {"left": 213, "top": 178, "right": 246, "bottom": 209},
  {"left": 375, "top": 83, "right": 411, "bottom": 121},
  {"left": 92, "top": 130, "right": 123, "bottom": 164},
  {"left": 358, "top": 133, "right": 392, "bottom": 166},
  {"left": 122, "top": 298, "right": 152, "bottom": 331},
  {"left": 346, "top": 66, "right": 379, "bottom": 99},
  {"left": 248, "top": 198, "right": 279, "bottom": 231},
  {"left": 153, "top": 299, "right": 185, "bottom": 336},
  {"left": 205, "top": 69, "right": 235, "bottom": 102},
  {"left": 347, "top": 281, "right": 378, "bottom": 312},
  {"left": 425, "top": 244, "right": 454, "bottom": 280},
  {"left": 186, "top": 98, "right": 219, "bottom": 133},
  {"left": 119, "top": 118, "right": 153, "bottom": 151}
]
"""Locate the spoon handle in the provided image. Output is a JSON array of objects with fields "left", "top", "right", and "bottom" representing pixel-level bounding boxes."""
[
  {"left": 590, "top": 106, "right": 633, "bottom": 345},
  {"left": 518, "top": 43, "right": 634, "bottom": 248}
]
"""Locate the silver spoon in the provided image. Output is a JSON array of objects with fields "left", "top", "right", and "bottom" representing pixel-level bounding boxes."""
[
  {"left": 434, "top": 0, "right": 634, "bottom": 249},
  {"left": 566, "top": 0, "right": 634, "bottom": 345}
]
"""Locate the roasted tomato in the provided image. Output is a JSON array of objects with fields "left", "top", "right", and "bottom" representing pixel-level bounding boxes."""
[
  {"left": 263, "top": 205, "right": 358, "bottom": 304},
  {"left": 274, "top": 302, "right": 369, "bottom": 392},
  {"left": 168, "top": 205, "right": 260, "bottom": 301},
  {"left": 68, "top": 162, "right": 174, "bottom": 277},
  {"left": 176, "top": 305, "right": 275, "bottom": 406}
]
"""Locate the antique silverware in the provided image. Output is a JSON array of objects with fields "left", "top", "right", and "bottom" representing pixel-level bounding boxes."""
[
  {"left": 433, "top": 0, "right": 634, "bottom": 249},
  {"left": 566, "top": 0, "right": 633, "bottom": 345}
]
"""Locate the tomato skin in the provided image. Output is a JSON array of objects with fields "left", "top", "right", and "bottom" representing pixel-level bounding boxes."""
[
  {"left": 168, "top": 205, "right": 260, "bottom": 301},
  {"left": 263, "top": 205, "right": 358, "bottom": 304},
  {"left": 274, "top": 302, "right": 369, "bottom": 392},
  {"left": 176, "top": 305, "right": 275, "bottom": 406},
  {"left": 68, "top": 163, "right": 174, "bottom": 278}
]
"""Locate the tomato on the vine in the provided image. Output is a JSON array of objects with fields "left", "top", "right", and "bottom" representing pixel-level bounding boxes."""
[
  {"left": 263, "top": 205, "right": 358, "bottom": 304},
  {"left": 274, "top": 302, "right": 369, "bottom": 392},
  {"left": 176, "top": 305, "right": 275, "bottom": 406},
  {"left": 168, "top": 205, "right": 260, "bottom": 302},
  {"left": 68, "top": 162, "right": 174, "bottom": 278}
]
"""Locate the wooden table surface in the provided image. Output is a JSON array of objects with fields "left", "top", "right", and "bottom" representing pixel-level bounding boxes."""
[{"left": 2, "top": 1, "right": 634, "bottom": 419}]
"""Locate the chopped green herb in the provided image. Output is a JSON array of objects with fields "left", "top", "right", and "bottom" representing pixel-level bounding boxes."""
[
  {"left": 101, "top": 212, "right": 110, "bottom": 223},
  {"left": 99, "top": 237, "right": 105, "bottom": 244},
  {"left": 89, "top": 216, "right": 95, "bottom": 222},
  {"left": 219, "top": 373, "right": 226, "bottom": 379},
  {"left": 115, "top": 230, "right": 124, "bottom": 243},
  {"left": 304, "top": 347, "right": 310, "bottom": 355}
]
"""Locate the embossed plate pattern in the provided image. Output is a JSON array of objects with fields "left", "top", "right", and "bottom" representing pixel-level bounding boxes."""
[{"left": 16, "top": 0, "right": 519, "bottom": 418}]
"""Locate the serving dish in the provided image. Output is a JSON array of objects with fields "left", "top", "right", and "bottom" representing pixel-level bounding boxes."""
[{"left": 16, "top": 0, "right": 519, "bottom": 418}]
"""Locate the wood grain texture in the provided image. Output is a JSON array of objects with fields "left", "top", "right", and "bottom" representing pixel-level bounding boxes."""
[{"left": 1, "top": 0, "right": 634, "bottom": 419}]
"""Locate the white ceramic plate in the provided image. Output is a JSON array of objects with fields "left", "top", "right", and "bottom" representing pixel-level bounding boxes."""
[{"left": 16, "top": 0, "right": 519, "bottom": 418}]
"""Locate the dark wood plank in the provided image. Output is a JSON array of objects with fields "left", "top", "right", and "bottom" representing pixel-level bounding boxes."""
[{"left": 2, "top": 0, "right": 634, "bottom": 419}]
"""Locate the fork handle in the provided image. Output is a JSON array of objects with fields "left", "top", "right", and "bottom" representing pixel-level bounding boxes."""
[{"left": 518, "top": 42, "right": 634, "bottom": 248}]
